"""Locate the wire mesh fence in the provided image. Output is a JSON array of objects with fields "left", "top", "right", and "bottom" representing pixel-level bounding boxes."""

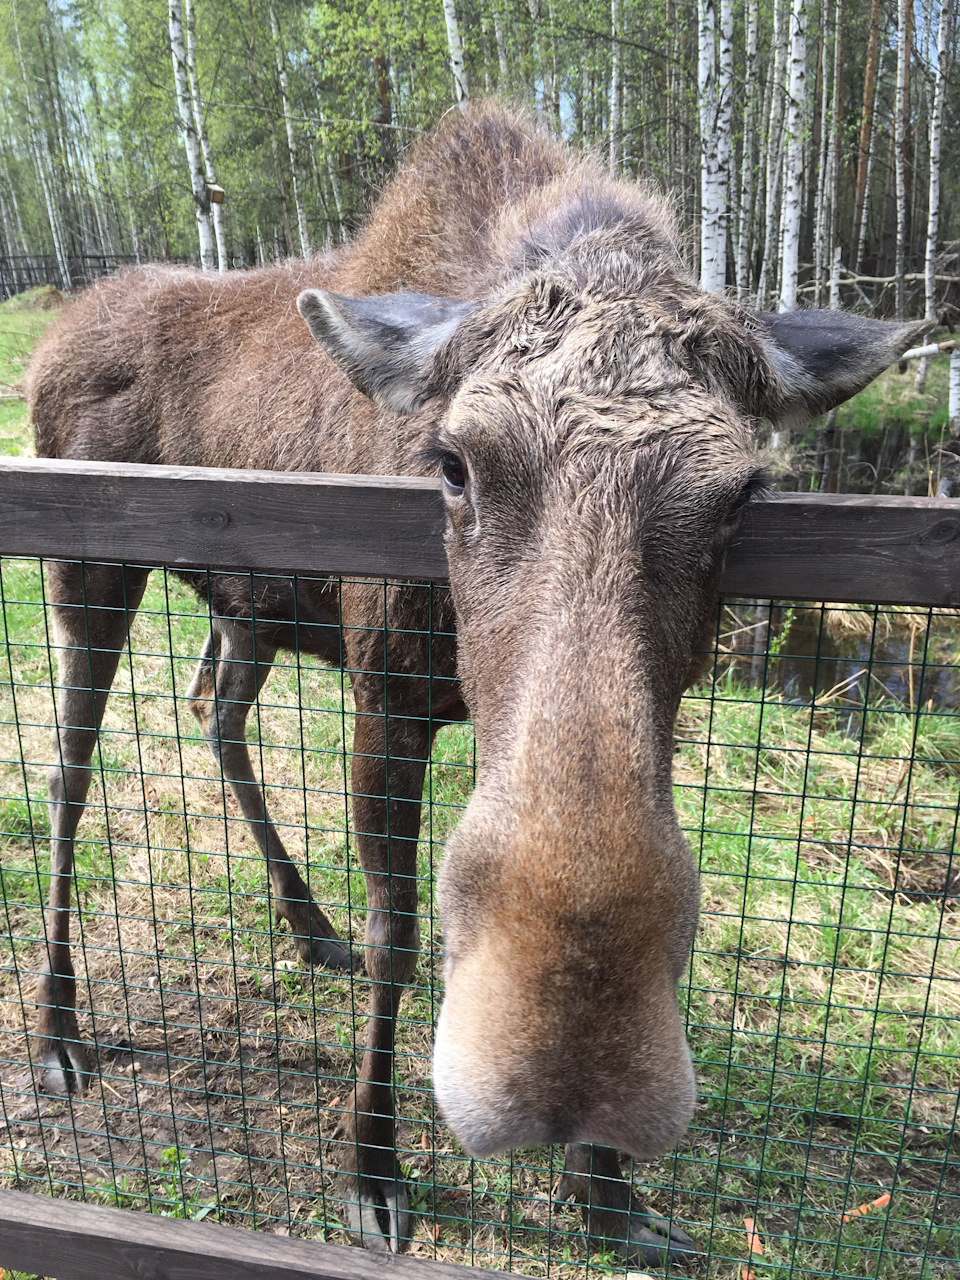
[{"left": 0, "top": 555, "right": 957, "bottom": 1279}]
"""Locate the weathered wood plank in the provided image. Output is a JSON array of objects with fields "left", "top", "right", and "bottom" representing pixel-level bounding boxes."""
[
  {"left": 726, "top": 492, "right": 960, "bottom": 606},
  {"left": 0, "top": 457, "right": 448, "bottom": 580},
  {"left": 0, "top": 1187, "right": 485, "bottom": 1280},
  {"left": 0, "top": 457, "right": 959, "bottom": 605}
]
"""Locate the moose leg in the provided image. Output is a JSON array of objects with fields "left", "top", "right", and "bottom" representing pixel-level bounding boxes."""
[
  {"left": 337, "top": 699, "right": 431, "bottom": 1253},
  {"left": 187, "top": 617, "right": 353, "bottom": 971},
  {"left": 39, "top": 561, "right": 149, "bottom": 1095},
  {"left": 555, "top": 1143, "right": 696, "bottom": 1267}
]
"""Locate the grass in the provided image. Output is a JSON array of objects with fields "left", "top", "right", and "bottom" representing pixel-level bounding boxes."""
[
  {"left": 833, "top": 359, "right": 952, "bottom": 440},
  {"left": 0, "top": 285, "right": 63, "bottom": 459}
]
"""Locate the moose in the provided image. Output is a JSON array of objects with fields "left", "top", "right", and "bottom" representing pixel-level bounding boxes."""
[{"left": 27, "top": 105, "right": 923, "bottom": 1261}]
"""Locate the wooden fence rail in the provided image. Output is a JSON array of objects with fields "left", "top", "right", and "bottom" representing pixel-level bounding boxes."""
[
  {"left": 0, "top": 1188, "right": 485, "bottom": 1280},
  {"left": 0, "top": 456, "right": 959, "bottom": 606}
]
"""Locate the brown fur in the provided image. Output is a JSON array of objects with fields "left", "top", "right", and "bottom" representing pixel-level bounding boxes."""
[{"left": 27, "top": 103, "right": 922, "bottom": 1261}]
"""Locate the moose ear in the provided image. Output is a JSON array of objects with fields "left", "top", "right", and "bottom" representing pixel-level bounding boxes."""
[
  {"left": 754, "top": 310, "right": 931, "bottom": 426},
  {"left": 298, "top": 289, "right": 479, "bottom": 414}
]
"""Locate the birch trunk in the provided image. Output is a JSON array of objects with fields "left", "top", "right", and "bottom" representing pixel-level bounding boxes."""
[
  {"left": 326, "top": 154, "right": 345, "bottom": 242},
  {"left": 699, "top": 0, "right": 732, "bottom": 290},
  {"left": 609, "top": 0, "right": 621, "bottom": 170},
  {"left": 950, "top": 349, "right": 960, "bottom": 436},
  {"left": 270, "top": 3, "right": 310, "bottom": 255},
  {"left": 778, "top": 0, "right": 808, "bottom": 312},
  {"left": 442, "top": 0, "right": 470, "bottom": 107},
  {"left": 915, "top": 0, "right": 952, "bottom": 392},
  {"left": 813, "top": 0, "right": 843, "bottom": 303},
  {"left": 894, "top": 0, "right": 912, "bottom": 318},
  {"left": 736, "top": 0, "right": 759, "bottom": 299},
  {"left": 169, "top": 0, "right": 215, "bottom": 270},
  {"left": 813, "top": 1, "right": 831, "bottom": 303},
  {"left": 183, "top": 0, "right": 226, "bottom": 270},
  {"left": 757, "top": 0, "right": 787, "bottom": 307}
]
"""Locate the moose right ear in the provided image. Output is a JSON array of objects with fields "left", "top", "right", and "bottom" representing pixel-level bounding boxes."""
[
  {"left": 298, "top": 289, "right": 479, "bottom": 414},
  {"left": 753, "top": 310, "right": 931, "bottom": 426}
]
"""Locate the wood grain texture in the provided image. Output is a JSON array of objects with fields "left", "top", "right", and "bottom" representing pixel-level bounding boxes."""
[
  {"left": 0, "top": 457, "right": 448, "bottom": 580},
  {"left": 0, "top": 1187, "right": 482, "bottom": 1280},
  {"left": 1, "top": 458, "right": 959, "bottom": 605}
]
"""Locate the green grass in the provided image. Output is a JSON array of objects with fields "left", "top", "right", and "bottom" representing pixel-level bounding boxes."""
[
  {"left": 833, "top": 359, "right": 951, "bottom": 440},
  {"left": 0, "top": 284, "right": 63, "bottom": 458}
]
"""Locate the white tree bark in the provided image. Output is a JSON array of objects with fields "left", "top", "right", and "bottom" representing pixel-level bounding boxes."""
[
  {"left": 757, "top": 0, "right": 787, "bottom": 306},
  {"left": 609, "top": 0, "right": 622, "bottom": 170},
  {"left": 813, "top": 2, "right": 832, "bottom": 303},
  {"left": 699, "top": 0, "right": 732, "bottom": 291},
  {"left": 270, "top": 3, "right": 310, "bottom": 256},
  {"left": 778, "top": 0, "right": 807, "bottom": 311},
  {"left": 915, "top": 0, "right": 952, "bottom": 392},
  {"left": 894, "top": 0, "right": 910, "bottom": 317},
  {"left": 169, "top": 0, "right": 215, "bottom": 270},
  {"left": 736, "top": 0, "right": 759, "bottom": 299},
  {"left": 183, "top": 0, "right": 226, "bottom": 270},
  {"left": 950, "top": 349, "right": 960, "bottom": 436},
  {"left": 442, "top": 0, "right": 470, "bottom": 107},
  {"left": 326, "top": 154, "right": 345, "bottom": 243}
]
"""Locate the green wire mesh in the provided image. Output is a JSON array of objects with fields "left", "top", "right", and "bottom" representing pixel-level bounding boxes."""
[{"left": 0, "top": 557, "right": 956, "bottom": 1279}]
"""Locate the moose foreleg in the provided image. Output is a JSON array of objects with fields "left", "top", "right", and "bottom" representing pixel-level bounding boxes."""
[
  {"left": 555, "top": 1143, "right": 696, "bottom": 1267},
  {"left": 39, "top": 562, "right": 149, "bottom": 1095},
  {"left": 336, "top": 703, "right": 429, "bottom": 1253},
  {"left": 187, "top": 618, "right": 353, "bottom": 971}
]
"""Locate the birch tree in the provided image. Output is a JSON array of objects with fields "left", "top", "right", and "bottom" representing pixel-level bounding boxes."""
[
  {"left": 442, "top": 0, "right": 470, "bottom": 106},
  {"left": 916, "top": 0, "right": 953, "bottom": 392},
  {"left": 183, "top": 0, "right": 226, "bottom": 271},
  {"left": 778, "top": 0, "right": 807, "bottom": 312},
  {"left": 757, "top": 0, "right": 787, "bottom": 307},
  {"left": 736, "top": 0, "right": 759, "bottom": 299},
  {"left": 894, "top": 0, "right": 912, "bottom": 318},
  {"left": 169, "top": 0, "right": 215, "bottom": 270},
  {"left": 270, "top": 3, "right": 310, "bottom": 256},
  {"left": 698, "top": 0, "right": 733, "bottom": 292},
  {"left": 609, "top": 0, "right": 621, "bottom": 169}
]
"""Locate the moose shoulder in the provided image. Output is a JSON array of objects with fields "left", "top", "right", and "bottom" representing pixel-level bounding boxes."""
[{"left": 27, "top": 104, "right": 924, "bottom": 1262}]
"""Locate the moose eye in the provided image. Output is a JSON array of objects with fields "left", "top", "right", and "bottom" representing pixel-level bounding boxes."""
[
  {"left": 730, "top": 487, "right": 752, "bottom": 514},
  {"left": 441, "top": 454, "right": 466, "bottom": 495}
]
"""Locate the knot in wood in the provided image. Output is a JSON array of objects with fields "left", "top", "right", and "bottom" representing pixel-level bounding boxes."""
[{"left": 195, "top": 508, "right": 231, "bottom": 531}]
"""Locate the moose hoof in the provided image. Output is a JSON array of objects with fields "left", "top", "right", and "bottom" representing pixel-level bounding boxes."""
[
  {"left": 281, "top": 906, "right": 361, "bottom": 973},
  {"left": 309, "top": 935, "right": 361, "bottom": 974},
  {"left": 342, "top": 1175, "right": 411, "bottom": 1254},
  {"left": 555, "top": 1172, "right": 697, "bottom": 1268},
  {"left": 38, "top": 1037, "right": 93, "bottom": 1097}
]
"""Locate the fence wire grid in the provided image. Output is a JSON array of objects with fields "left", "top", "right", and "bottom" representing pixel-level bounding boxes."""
[{"left": 0, "top": 556, "right": 957, "bottom": 1280}]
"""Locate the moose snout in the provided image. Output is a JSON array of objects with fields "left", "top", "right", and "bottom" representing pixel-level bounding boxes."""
[{"left": 432, "top": 925, "right": 697, "bottom": 1161}]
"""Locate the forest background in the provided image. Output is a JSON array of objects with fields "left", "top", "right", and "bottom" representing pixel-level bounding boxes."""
[{"left": 1, "top": 0, "right": 959, "bottom": 492}]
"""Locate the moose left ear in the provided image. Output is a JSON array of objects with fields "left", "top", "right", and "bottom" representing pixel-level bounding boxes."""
[
  {"left": 754, "top": 310, "right": 931, "bottom": 426},
  {"left": 298, "top": 289, "right": 479, "bottom": 414}
]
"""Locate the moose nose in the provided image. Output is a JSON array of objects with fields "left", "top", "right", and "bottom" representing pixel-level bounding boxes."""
[{"left": 432, "top": 968, "right": 696, "bottom": 1160}]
